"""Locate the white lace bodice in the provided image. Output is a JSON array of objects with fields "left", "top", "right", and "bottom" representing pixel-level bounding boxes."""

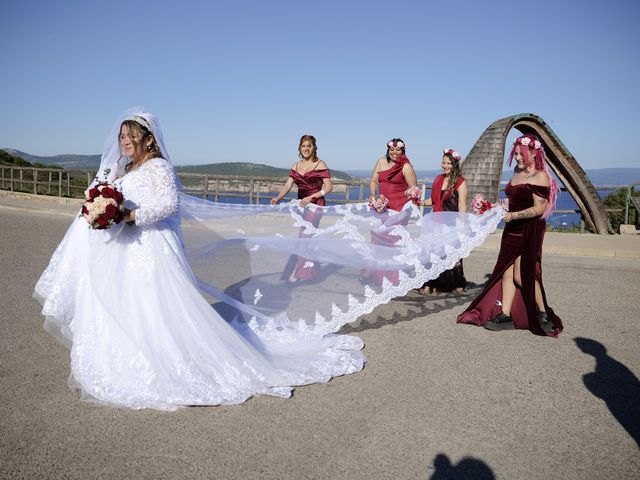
[{"left": 117, "top": 158, "right": 179, "bottom": 228}]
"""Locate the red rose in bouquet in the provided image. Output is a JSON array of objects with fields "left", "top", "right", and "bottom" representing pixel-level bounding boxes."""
[
  {"left": 81, "top": 183, "right": 125, "bottom": 229},
  {"left": 471, "top": 193, "right": 494, "bottom": 215}
]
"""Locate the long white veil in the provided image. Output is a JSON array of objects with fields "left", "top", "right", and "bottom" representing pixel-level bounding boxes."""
[{"left": 98, "top": 108, "right": 504, "bottom": 338}]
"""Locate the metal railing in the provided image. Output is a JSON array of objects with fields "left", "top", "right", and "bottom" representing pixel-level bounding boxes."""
[
  {"left": 0, "top": 166, "right": 374, "bottom": 204},
  {"left": 1, "top": 165, "right": 638, "bottom": 230},
  {"left": 623, "top": 183, "right": 640, "bottom": 225},
  {"left": 177, "top": 172, "right": 371, "bottom": 204},
  {"left": 0, "top": 166, "right": 94, "bottom": 198}
]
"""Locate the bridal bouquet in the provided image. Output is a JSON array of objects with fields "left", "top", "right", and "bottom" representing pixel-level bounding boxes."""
[
  {"left": 471, "top": 193, "right": 494, "bottom": 215},
  {"left": 369, "top": 194, "right": 389, "bottom": 213},
  {"left": 405, "top": 186, "right": 422, "bottom": 206},
  {"left": 81, "top": 183, "right": 125, "bottom": 229}
]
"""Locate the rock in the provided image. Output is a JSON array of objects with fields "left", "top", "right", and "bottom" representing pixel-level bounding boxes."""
[{"left": 619, "top": 224, "right": 638, "bottom": 235}]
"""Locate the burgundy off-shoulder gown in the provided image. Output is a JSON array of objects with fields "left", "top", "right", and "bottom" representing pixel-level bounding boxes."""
[
  {"left": 281, "top": 167, "right": 330, "bottom": 281},
  {"left": 457, "top": 182, "right": 563, "bottom": 337}
]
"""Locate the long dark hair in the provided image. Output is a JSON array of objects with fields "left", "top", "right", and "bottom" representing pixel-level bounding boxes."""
[
  {"left": 443, "top": 152, "right": 462, "bottom": 192},
  {"left": 386, "top": 138, "right": 406, "bottom": 162}
]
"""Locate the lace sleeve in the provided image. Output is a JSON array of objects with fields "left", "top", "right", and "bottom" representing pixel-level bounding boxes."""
[{"left": 135, "top": 159, "right": 179, "bottom": 227}]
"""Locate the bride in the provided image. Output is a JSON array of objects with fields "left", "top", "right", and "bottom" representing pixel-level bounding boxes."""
[{"left": 34, "top": 108, "right": 503, "bottom": 410}]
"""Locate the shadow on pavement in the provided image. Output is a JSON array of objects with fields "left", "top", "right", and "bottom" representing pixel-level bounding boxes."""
[
  {"left": 575, "top": 337, "right": 640, "bottom": 447},
  {"left": 340, "top": 282, "right": 484, "bottom": 333},
  {"left": 428, "top": 453, "right": 495, "bottom": 479}
]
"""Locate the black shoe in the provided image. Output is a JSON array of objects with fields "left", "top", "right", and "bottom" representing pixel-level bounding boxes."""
[
  {"left": 485, "top": 312, "right": 515, "bottom": 331},
  {"left": 538, "top": 311, "right": 554, "bottom": 334}
]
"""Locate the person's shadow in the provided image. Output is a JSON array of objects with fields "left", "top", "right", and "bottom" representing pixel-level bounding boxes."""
[
  {"left": 428, "top": 453, "right": 495, "bottom": 479},
  {"left": 340, "top": 281, "right": 484, "bottom": 333},
  {"left": 575, "top": 337, "right": 640, "bottom": 447}
]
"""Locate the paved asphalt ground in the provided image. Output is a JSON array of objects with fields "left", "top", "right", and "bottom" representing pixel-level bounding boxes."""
[{"left": 1, "top": 196, "right": 639, "bottom": 479}]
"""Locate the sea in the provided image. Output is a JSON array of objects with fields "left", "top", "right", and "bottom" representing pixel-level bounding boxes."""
[{"left": 199, "top": 186, "right": 621, "bottom": 230}]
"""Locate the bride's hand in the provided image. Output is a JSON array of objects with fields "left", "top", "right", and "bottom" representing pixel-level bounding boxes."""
[{"left": 121, "top": 208, "right": 136, "bottom": 225}]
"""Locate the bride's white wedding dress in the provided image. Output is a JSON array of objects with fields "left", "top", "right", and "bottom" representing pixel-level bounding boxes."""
[
  {"left": 34, "top": 158, "right": 364, "bottom": 410},
  {"left": 34, "top": 107, "right": 504, "bottom": 410}
]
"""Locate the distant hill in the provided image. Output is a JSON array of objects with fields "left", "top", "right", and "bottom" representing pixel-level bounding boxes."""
[
  {"left": 0, "top": 149, "right": 63, "bottom": 169},
  {"left": 2, "top": 149, "right": 101, "bottom": 169},
  {"left": 1, "top": 149, "right": 357, "bottom": 180},
  {"left": 3, "top": 148, "right": 637, "bottom": 185},
  {"left": 176, "top": 162, "right": 356, "bottom": 180}
]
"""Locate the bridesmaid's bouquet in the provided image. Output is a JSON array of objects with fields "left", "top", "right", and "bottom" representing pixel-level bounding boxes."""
[
  {"left": 369, "top": 194, "right": 389, "bottom": 213},
  {"left": 81, "top": 183, "right": 125, "bottom": 229},
  {"left": 405, "top": 186, "right": 422, "bottom": 206},
  {"left": 471, "top": 193, "right": 494, "bottom": 215}
]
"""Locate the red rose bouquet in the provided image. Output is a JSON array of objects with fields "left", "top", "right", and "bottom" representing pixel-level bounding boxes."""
[
  {"left": 471, "top": 193, "right": 494, "bottom": 215},
  {"left": 369, "top": 194, "right": 389, "bottom": 213},
  {"left": 81, "top": 183, "right": 125, "bottom": 229}
]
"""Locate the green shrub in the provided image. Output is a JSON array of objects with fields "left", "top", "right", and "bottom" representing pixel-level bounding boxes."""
[{"left": 604, "top": 187, "right": 639, "bottom": 231}]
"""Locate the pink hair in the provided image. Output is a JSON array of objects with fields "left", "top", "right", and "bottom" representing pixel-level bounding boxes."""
[{"left": 508, "top": 134, "right": 558, "bottom": 218}]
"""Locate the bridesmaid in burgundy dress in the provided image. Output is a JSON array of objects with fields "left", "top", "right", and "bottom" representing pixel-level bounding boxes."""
[
  {"left": 368, "top": 138, "right": 417, "bottom": 212},
  {"left": 366, "top": 138, "right": 418, "bottom": 286},
  {"left": 457, "top": 134, "right": 563, "bottom": 337},
  {"left": 272, "top": 135, "right": 332, "bottom": 282},
  {"left": 420, "top": 148, "right": 468, "bottom": 293}
]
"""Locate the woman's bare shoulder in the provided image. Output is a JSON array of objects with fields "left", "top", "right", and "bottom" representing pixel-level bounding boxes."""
[{"left": 532, "top": 170, "right": 550, "bottom": 187}]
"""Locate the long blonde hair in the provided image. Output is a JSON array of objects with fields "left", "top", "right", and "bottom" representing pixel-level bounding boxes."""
[{"left": 121, "top": 120, "right": 164, "bottom": 172}]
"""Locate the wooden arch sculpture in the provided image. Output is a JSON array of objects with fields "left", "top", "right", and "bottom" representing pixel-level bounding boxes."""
[{"left": 461, "top": 113, "right": 609, "bottom": 234}]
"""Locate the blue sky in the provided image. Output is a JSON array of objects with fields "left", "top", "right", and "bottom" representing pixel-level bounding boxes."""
[{"left": 1, "top": 0, "right": 639, "bottom": 170}]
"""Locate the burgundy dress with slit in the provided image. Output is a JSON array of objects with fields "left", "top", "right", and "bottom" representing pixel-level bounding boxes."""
[
  {"left": 456, "top": 182, "right": 563, "bottom": 337},
  {"left": 425, "top": 174, "right": 467, "bottom": 291},
  {"left": 281, "top": 167, "right": 330, "bottom": 281}
]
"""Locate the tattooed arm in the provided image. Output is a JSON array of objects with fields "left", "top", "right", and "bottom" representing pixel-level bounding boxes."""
[{"left": 504, "top": 195, "right": 548, "bottom": 222}]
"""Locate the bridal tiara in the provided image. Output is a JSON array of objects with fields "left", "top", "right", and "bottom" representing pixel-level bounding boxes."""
[{"left": 126, "top": 115, "right": 152, "bottom": 132}]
